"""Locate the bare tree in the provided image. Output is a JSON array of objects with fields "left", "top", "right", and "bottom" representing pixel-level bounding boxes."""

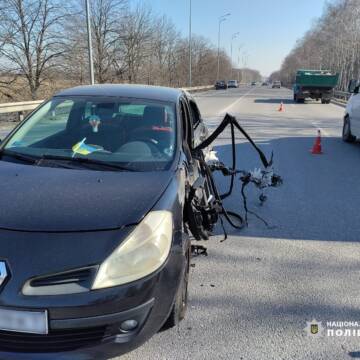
[
  {"left": 276, "top": 0, "right": 360, "bottom": 90},
  {"left": 0, "top": 0, "right": 68, "bottom": 99},
  {"left": 116, "top": 5, "right": 153, "bottom": 83},
  {"left": 62, "top": 17, "right": 88, "bottom": 85},
  {"left": 150, "top": 15, "right": 180, "bottom": 86},
  {"left": 64, "top": 0, "right": 127, "bottom": 84},
  {"left": 0, "top": 0, "right": 262, "bottom": 100},
  {"left": 91, "top": 0, "right": 127, "bottom": 83}
]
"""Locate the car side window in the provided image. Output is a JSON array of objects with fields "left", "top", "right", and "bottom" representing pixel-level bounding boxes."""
[
  {"left": 180, "top": 99, "right": 193, "bottom": 149},
  {"left": 189, "top": 100, "right": 201, "bottom": 128}
]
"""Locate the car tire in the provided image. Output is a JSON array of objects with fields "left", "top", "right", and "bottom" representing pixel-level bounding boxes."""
[
  {"left": 343, "top": 116, "right": 356, "bottom": 143},
  {"left": 161, "top": 243, "right": 190, "bottom": 330}
]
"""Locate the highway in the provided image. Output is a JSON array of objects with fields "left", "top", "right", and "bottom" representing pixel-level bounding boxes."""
[{"left": 120, "top": 86, "right": 360, "bottom": 360}]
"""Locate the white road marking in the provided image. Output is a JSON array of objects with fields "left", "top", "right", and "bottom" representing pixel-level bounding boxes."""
[
  {"left": 218, "top": 87, "right": 256, "bottom": 116},
  {"left": 311, "top": 122, "right": 330, "bottom": 137}
]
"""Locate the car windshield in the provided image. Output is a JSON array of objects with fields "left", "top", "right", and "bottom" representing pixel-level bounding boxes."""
[{"left": 2, "top": 96, "right": 177, "bottom": 171}]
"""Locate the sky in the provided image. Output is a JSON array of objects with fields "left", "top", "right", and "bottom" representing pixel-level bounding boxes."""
[{"left": 135, "top": 0, "right": 328, "bottom": 77}]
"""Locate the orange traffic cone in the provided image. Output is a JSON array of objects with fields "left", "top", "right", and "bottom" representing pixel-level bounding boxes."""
[
  {"left": 278, "top": 102, "right": 284, "bottom": 112},
  {"left": 311, "top": 130, "right": 323, "bottom": 154}
]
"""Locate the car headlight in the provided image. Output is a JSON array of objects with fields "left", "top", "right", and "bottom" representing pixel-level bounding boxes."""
[{"left": 92, "top": 211, "right": 173, "bottom": 289}]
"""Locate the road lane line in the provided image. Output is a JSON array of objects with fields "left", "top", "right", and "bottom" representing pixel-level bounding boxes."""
[{"left": 218, "top": 87, "right": 256, "bottom": 116}]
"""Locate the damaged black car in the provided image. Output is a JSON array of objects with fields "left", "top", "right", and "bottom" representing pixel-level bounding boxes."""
[{"left": 0, "top": 84, "right": 220, "bottom": 360}]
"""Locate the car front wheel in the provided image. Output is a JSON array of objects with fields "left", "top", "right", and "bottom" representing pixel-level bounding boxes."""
[
  {"left": 161, "top": 243, "right": 190, "bottom": 330},
  {"left": 343, "top": 116, "right": 356, "bottom": 143}
]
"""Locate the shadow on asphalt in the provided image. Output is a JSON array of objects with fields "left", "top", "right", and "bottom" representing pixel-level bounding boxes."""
[
  {"left": 253, "top": 98, "right": 330, "bottom": 106},
  {"left": 190, "top": 292, "right": 360, "bottom": 321},
  {"left": 210, "top": 136, "right": 360, "bottom": 242},
  {"left": 253, "top": 98, "right": 295, "bottom": 104}
]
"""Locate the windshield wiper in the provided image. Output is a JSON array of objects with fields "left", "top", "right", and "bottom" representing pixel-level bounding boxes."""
[
  {"left": 0, "top": 149, "right": 39, "bottom": 164},
  {"left": 39, "top": 154, "right": 136, "bottom": 172}
]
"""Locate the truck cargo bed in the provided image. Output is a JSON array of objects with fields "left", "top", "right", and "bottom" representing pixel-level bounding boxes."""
[{"left": 295, "top": 70, "right": 339, "bottom": 88}]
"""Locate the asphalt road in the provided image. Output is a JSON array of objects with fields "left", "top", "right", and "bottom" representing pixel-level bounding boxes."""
[{"left": 119, "top": 86, "right": 360, "bottom": 360}]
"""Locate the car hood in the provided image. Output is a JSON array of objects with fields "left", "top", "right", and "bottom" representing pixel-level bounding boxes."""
[{"left": 0, "top": 161, "right": 173, "bottom": 232}]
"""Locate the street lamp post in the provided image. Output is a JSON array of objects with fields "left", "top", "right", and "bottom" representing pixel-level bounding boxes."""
[
  {"left": 230, "top": 32, "right": 239, "bottom": 78},
  {"left": 85, "top": 0, "right": 95, "bottom": 85},
  {"left": 217, "top": 13, "right": 230, "bottom": 80},
  {"left": 237, "top": 44, "right": 244, "bottom": 83},
  {"left": 242, "top": 52, "right": 249, "bottom": 84},
  {"left": 189, "top": 0, "right": 192, "bottom": 87}
]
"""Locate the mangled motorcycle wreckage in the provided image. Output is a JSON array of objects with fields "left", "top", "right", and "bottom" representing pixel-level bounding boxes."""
[{"left": 184, "top": 113, "right": 282, "bottom": 246}]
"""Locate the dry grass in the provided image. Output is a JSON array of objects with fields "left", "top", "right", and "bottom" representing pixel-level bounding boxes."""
[{"left": 0, "top": 76, "right": 80, "bottom": 103}]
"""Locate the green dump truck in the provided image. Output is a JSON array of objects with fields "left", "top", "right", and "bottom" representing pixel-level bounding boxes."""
[{"left": 293, "top": 69, "right": 339, "bottom": 104}]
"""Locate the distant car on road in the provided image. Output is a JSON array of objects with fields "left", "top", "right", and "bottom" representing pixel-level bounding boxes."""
[
  {"left": 227, "top": 80, "right": 238, "bottom": 88},
  {"left": 251, "top": 81, "right": 257, "bottom": 86},
  {"left": 215, "top": 80, "right": 227, "bottom": 90},
  {"left": 272, "top": 81, "right": 281, "bottom": 89},
  {"left": 343, "top": 79, "right": 360, "bottom": 142},
  {"left": 262, "top": 82, "right": 269, "bottom": 86},
  {"left": 0, "top": 84, "right": 213, "bottom": 359}
]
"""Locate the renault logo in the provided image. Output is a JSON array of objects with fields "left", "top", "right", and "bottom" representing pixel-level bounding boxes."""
[{"left": 0, "top": 262, "right": 7, "bottom": 286}]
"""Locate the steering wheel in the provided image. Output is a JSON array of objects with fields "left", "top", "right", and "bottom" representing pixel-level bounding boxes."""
[
  {"left": 129, "top": 137, "right": 163, "bottom": 157},
  {"left": 132, "top": 137, "right": 162, "bottom": 157}
]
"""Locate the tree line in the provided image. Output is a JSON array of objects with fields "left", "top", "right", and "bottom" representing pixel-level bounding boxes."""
[
  {"left": 0, "top": 0, "right": 261, "bottom": 102},
  {"left": 270, "top": 0, "right": 360, "bottom": 91}
]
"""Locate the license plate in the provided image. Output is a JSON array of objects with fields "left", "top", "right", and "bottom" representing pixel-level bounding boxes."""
[{"left": 0, "top": 308, "right": 48, "bottom": 334}]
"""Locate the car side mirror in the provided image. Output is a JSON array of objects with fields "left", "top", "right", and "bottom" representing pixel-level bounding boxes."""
[
  {"left": 199, "top": 122, "right": 208, "bottom": 142},
  {"left": 348, "top": 79, "right": 358, "bottom": 93}
]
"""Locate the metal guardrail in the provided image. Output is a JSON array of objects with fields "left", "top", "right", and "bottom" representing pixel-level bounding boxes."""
[
  {"left": 332, "top": 90, "right": 351, "bottom": 107},
  {"left": 181, "top": 85, "right": 214, "bottom": 92},
  {"left": 0, "top": 85, "right": 214, "bottom": 121},
  {"left": 334, "top": 90, "right": 351, "bottom": 101},
  {"left": 0, "top": 100, "right": 44, "bottom": 121}
]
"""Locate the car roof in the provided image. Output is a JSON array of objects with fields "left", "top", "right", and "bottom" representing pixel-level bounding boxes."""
[{"left": 54, "top": 84, "right": 183, "bottom": 103}]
